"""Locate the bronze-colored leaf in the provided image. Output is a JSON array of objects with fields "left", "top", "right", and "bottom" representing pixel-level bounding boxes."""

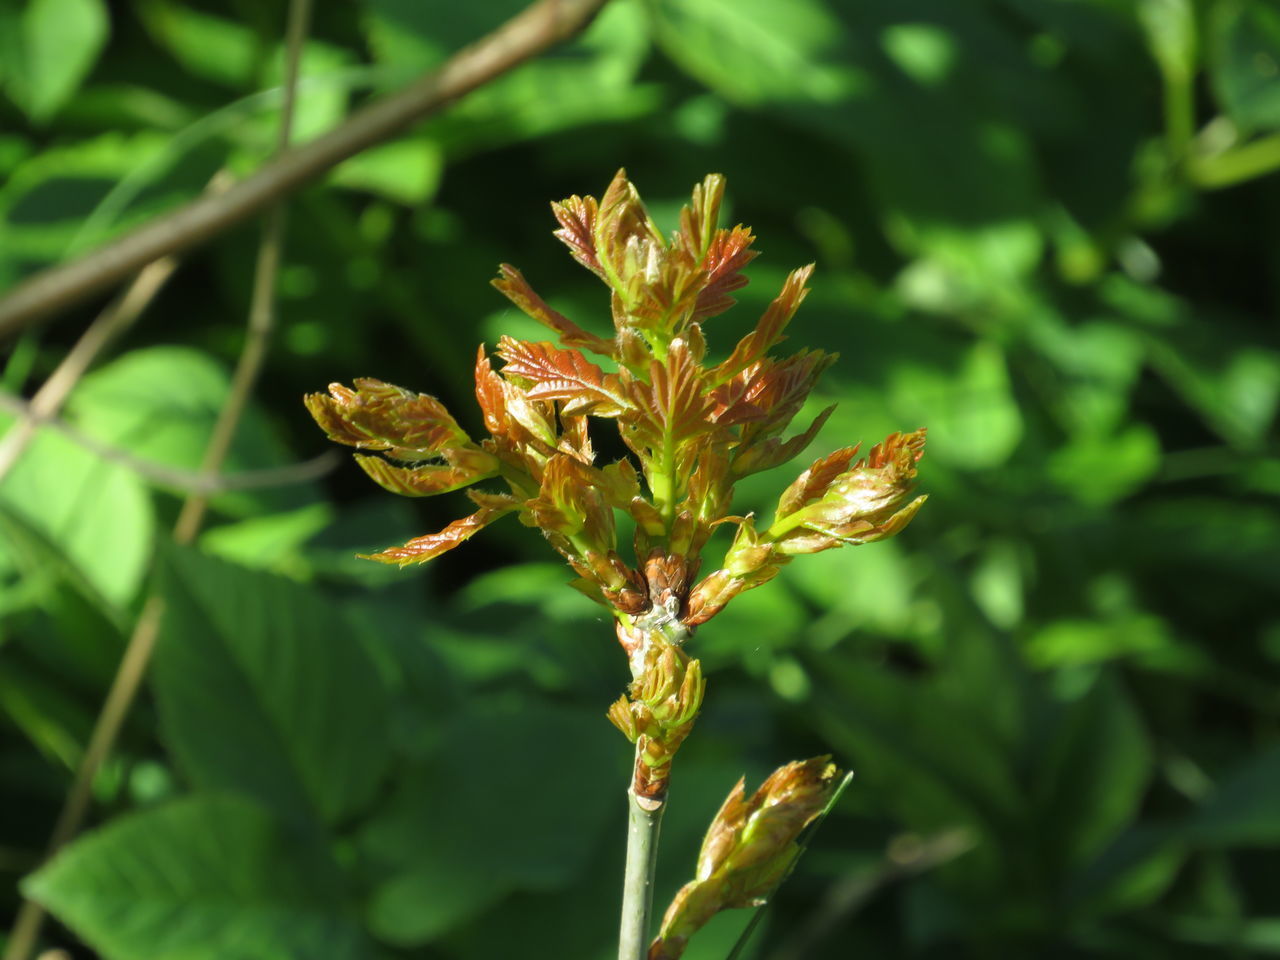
[
  {"left": 692, "top": 225, "right": 757, "bottom": 321},
  {"left": 354, "top": 450, "right": 496, "bottom": 498},
  {"left": 595, "top": 168, "right": 664, "bottom": 278},
  {"left": 359, "top": 496, "right": 517, "bottom": 566},
  {"left": 473, "top": 345, "right": 507, "bottom": 437},
  {"left": 496, "top": 335, "right": 629, "bottom": 416},
  {"left": 732, "top": 403, "right": 836, "bottom": 478},
  {"left": 305, "top": 378, "right": 470, "bottom": 459},
  {"left": 491, "top": 264, "right": 614, "bottom": 355},
  {"left": 712, "top": 265, "right": 813, "bottom": 383},
  {"left": 551, "top": 193, "right": 603, "bottom": 276},
  {"left": 775, "top": 444, "right": 860, "bottom": 517},
  {"left": 625, "top": 337, "right": 713, "bottom": 452},
  {"left": 769, "top": 429, "right": 928, "bottom": 553}
]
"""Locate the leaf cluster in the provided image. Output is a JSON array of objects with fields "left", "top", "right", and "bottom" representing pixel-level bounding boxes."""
[{"left": 307, "top": 171, "right": 926, "bottom": 630}]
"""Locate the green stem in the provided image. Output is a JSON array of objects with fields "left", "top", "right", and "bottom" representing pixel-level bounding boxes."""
[
  {"left": 1164, "top": 72, "right": 1194, "bottom": 161},
  {"left": 1189, "top": 132, "right": 1280, "bottom": 190},
  {"left": 619, "top": 786, "right": 665, "bottom": 960}
]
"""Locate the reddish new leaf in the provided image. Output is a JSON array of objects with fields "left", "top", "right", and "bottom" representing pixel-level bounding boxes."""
[
  {"left": 712, "top": 265, "right": 813, "bottom": 384},
  {"left": 775, "top": 445, "right": 859, "bottom": 518},
  {"left": 354, "top": 448, "right": 497, "bottom": 498},
  {"left": 732, "top": 403, "right": 836, "bottom": 477},
  {"left": 473, "top": 345, "right": 507, "bottom": 437},
  {"left": 496, "top": 335, "right": 629, "bottom": 416},
  {"left": 305, "top": 378, "right": 470, "bottom": 459},
  {"left": 360, "top": 495, "right": 518, "bottom": 566},
  {"left": 491, "top": 264, "right": 613, "bottom": 355},
  {"left": 551, "top": 193, "right": 603, "bottom": 276},
  {"left": 624, "top": 337, "right": 713, "bottom": 452},
  {"left": 770, "top": 429, "right": 928, "bottom": 553},
  {"left": 692, "top": 226, "right": 757, "bottom": 321}
]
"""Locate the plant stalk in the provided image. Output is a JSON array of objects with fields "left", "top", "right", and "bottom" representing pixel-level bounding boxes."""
[{"left": 619, "top": 785, "right": 665, "bottom": 960}]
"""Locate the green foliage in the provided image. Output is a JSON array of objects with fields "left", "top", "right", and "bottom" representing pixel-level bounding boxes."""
[
  {"left": 24, "top": 795, "right": 371, "bottom": 960},
  {"left": 2, "top": 0, "right": 1279, "bottom": 958}
]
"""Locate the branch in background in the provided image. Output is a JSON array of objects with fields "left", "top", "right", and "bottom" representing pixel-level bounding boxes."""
[
  {"left": 0, "top": 0, "right": 610, "bottom": 338},
  {"left": 764, "top": 828, "right": 974, "bottom": 960},
  {"left": 0, "top": 392, "right": 338, "bottom": 492},
  {"left": 0, "top": 174, "right": 233, "bottom": 485}
]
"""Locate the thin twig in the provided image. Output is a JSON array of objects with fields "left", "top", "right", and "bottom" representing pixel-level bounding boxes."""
[
  {"left": 172, "top": 0, "right": 312, "bottom": 543},
  {"left": 0, "top": 0, "right": 610, "bottom": 337},
  {"left": 0, "top": 392, "right": 338, "bottom": 491},
  {"left": 0, "top": 262, "right": 176, "bottom": 481},
  {"left": 1, "top": 3, "right": 314, "bottom": 958},
  {"left": 764, "top": 828, "right": 974, "bottom": 960}
]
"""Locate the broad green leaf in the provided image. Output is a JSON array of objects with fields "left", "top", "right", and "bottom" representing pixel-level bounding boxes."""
[
  {"left": 1148, "top": 336, "right": 1280, "bottom": 449},
  {"left": 0, "top": 411, "right": 153, "bottom": 609},
  {"left": 1025, "top": 615, "right": 1174, "bottom": 669},
  {"left": 784, "top": 538, "right": 915, "bottom": 638},
  {"left": 24, "top": 794, "right": 371, "bottom": 960},
  {"left": 889, "top": 341, "right": 1023, "bottom": 469},
  {"left": 1210, "top": 0, "right": 1280, "bottom": 132},
  {"left": 136, "top": 0, "right": 257, "bottom": 87},
  {"left": 199, "top": 502, "right": 334, "bottom": 578},
  {"left": 362, "top": 0, "right": 527, "bottom": 76},
  {"left": 151, "top": 545, "right": 392, "bottom": 826},
  {"left": 650, "top": 0, "right": 856, "bottom": 104},
  {"left": 0, "top": 0, "right": 110, "bottom": 122},
  {"left": 68, "top": 345, "right": 314, "bottom": 516},
  {"left": 0, "top": 131, "right": 173, "bottom": 276},
  {"left": 969, "top": 539, "right": 1024, "bottom": 631},
  {"left": 1047, "top": 423, "right": 1161, "bottom": 504},
  {"left": 330, "top": 139, "right": 443, "bottom": 206},
  {"left": 1069, "top": 823, "right": 1186, "bottom": 917},
  {"left": 1030, "top": 672, "right": 1153, "bottom": 874},
  {"left": 360, "top": 702, "right": 619, "bottom": 945},
  {"left": 363, "top": 0, "right": 657, "bottom": 149},
  {"left": 807, "top": 649, "right": 1021, "bottom": 837}
]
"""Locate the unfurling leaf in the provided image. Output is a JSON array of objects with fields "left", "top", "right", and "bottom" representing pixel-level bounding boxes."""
[
  {"left": 305, "top": 378, "right": 470, "bottom": 459},
  {"left": 675, "top": 174, "right": 726, "bottom": 261},
  {"left": 769, "top": 429, "right": 928, "bottom": 553},
  {"left": 551, "top": 192, "right": 603, "bottom": 276},
  {"left": 497, "top": 335, "right": 630, "bottom": 416},
  {"left": 692, "top": 226, "right": 757, "bottom": 321},
  {"left": 712, "top": 265, "right": 813, "bottom": 383},
  {"left": 491, "top": 264, "right": 613, "bottom": 355},
  {"left": 359, "top": 494, "right": 518, "bottom": 566},
  {"left": 649, "top": 757, "right": 844, "bottom": 960}
]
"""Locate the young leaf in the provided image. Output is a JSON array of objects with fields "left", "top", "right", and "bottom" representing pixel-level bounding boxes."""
[
  {"left": 354, "top": 451, "right": 497, "bottom": 498},
  {"left": 712, "top": 264, "right": 814, "bottom": 383},
  {"left": 305, "top": 378, "right": 470, "bottom": 459},
  {"left": 496, "top": 335, "right": 630, "bottom": 416},
  {"left": 360, "top": 494, "right": 518, "bottom": 566},
  {"left": 675, "top": 173, "right": 726, "bottom": 261},
  {"left": 692, "top": 225, "right": 757, "bottom": 321},
  {"left": 491, "top": 264, "right": 614, "bottom": 355},
  {"left": 550, "top": 192, "right": 603, "bottom": 277}
]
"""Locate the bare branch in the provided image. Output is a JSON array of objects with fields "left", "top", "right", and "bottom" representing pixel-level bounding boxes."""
[{"left": 0, "top": 0, "right": 610, "bottom": 338}]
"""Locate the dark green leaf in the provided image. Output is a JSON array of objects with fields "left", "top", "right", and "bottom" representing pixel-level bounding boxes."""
[
  {"left": 24, "top": 794, "right": 371, "bottom": 960},
  {"left": 151, "top": 545, "right": 392, "bottom": 826}
]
